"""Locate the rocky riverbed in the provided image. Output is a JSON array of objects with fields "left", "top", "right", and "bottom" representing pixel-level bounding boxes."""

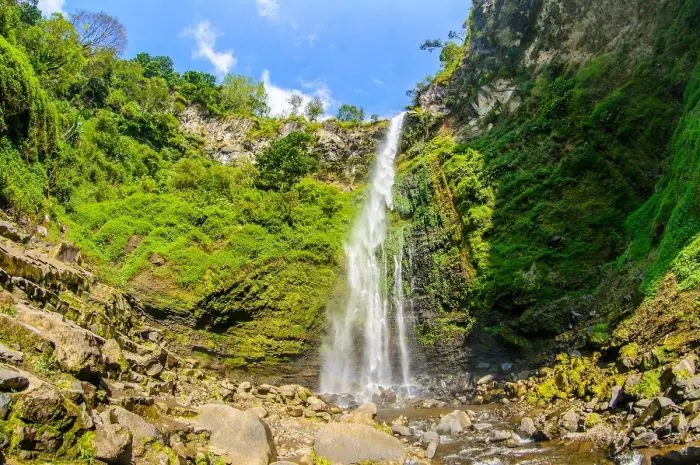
[{"left": 0, "top": 216, "right": 699, "bottom": 465}]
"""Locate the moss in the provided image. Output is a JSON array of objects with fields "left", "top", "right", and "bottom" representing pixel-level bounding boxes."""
[
  {"left": 585, "top": 413, "right": 603, "bottom": 428},
  {"left": 630, "top": 370, "right": 662, "bottom": 399},
  {"left": 620, "top": 342, "right": 640, "bottom": 360}
]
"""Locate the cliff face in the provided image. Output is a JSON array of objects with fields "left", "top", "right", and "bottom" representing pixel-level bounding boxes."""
[{"left": 401, "top": 0, "right": 700, "bottom": 370}]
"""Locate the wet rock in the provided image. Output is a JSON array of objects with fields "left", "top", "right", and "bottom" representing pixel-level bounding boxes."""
[
  {"left": 650, "top": 446, "right": 700, "bottom": 465},
  {"left": 195, "top": 404, "right": 276, "bottom": 465},
  {"left": 489, "top": 430, "right": 512, "bottom": 441},
  {"left": 0, "top": 343, "right": 23, "bottom": 365},
  {"left": 314, "top": 423, "right": 405, "bottom": 464},
  {"left": 0, "top": 369, "right": 29, "bottom": 392},
  {"left": 519, "top": 417, "right": 536, "bottom": 438},
  {"left": 435, "top": 410, "right": 472, "bottom": 435},
  {"left": 95, "top": 424, "right": 132, "bottom": 465},
  {"left": 631, "top": 431, "right": 658, "bottom": 448}
]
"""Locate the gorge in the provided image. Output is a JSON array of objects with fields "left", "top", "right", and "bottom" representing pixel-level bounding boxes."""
[{"left": 0, "top": 0, "right": 699, "bottom": 464}]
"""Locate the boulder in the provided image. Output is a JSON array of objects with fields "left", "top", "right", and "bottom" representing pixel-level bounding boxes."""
[
  {"left": 194, "top": 404, "right": 276, "bottom": 465},
  {"left": 477, "top": 374, "right": 494, "bottom": 385},
  {"left": 0, "top": 392, "right": 11, "bottom": 420},
  {"left": 489, "top": 430, "right": 512, "bottom": 441},
  {"left": 15, "top": 305, "right": 104, "bottom": 379},
  {"left": 560, "top": 409, "right": 580, "bottom": 433},
  {"left": 0, "top": 343, "right": 23, "bottom": 365},
  {"left": 392, "top": 424, "right": 412, "bottom": 436},
  {"left": 518, "top": 417, "right": 536, "bottom": 438},
  {"left": 609, "top": 386, "right": 623, "bottom": 410},
  {"left": 14, "top": 384, "right": 69, "bottom": 427},
  {"left": 426, "top": 440, "right": 438, "bottom": 459},
  {"left": 102, "top": 339, "right": 127, "bottom": 373},
  {"left": 679, "top": 376, "right": 700, "bottom": 401},
  {"left": 95, "top": 424, "right": 132, "bottom": 465},
  {"left": 314, "top": 423, "right": 405, "bottom": 464},
  {"left": 421, "top": 431, "right": 440, "bottom": 446},
  {"left": 634, "top": 397, "right": 676, "bottom": 427},
  {"left": 104, "top": 407, "right": 160, "bottom": 457},
  {"left": 0, "top": 369, "right": 29, "bottom": 392},
  {"left": 306, "top": 396, "right": 328, "bottom": 412},
  {"left": 435, "top": 410, "right": 472, "bottom": 435},
  {"left": 631, "top": 431, "right": 658, "bottom": 448}
]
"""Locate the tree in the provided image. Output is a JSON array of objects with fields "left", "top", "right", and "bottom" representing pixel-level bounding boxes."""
[
  {"left": 256, "top": 132, "right": 316, "bottom": 190},
  {"left": 336, "top": 104, "right": 364, "bottom": 122},
  {"left": 134, "top": 53, "right": 175, "bottom": 83},
  {"left": 370, "top": 114, "right": 380, "bottom": 123},
  {"left": 305, "top": 96, "right": 324, "bottom": 122},
  {"left": 220, "top": 74, "right": 269, "bottom": 117},
  {"left": 288, "top": 93, "right": 303, "bottom": 116},
  {"left": 419, "top": 39, "right": 443, "bottom": 53},
  {"left": 70, "top": 10, "right": 127, "bottom": 56}
]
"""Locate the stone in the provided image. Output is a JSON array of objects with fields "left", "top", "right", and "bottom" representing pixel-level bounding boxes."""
[
  {"left": 15, "top": 384, "right": 68, "bottom": 426},
  {"left": 95, "top": 424, "right": 132, "bottom": 465},
  {"left": 105, "top": 407, "right": 160, "bottom": 457},
  {"left": 684, "top": 400, "right": 700, "bottom": 415},
  {"left": 688, "top": 413, "right": 700, "bottom": 431},
  {"left": 477, "top": 374, "right": 494, "bottom": 385},
  {"left": 314, "top": 423, "right": 405, "bottom": 465},
  {"left": 421, "top": 430, "right": 440, "bottom": 446},
  {"left": 560, "top": 409, "right": 580, "bottom": 433},
  {"left": 680, "top": 376, "right": 700, "bottom": 401},
  {"left": 631, "top": 431, "right": 658, "bottom": 448},
  {"left": 672, "top": 357, "right": 696, "bottom": 378},
  {"left": 0, "top": 392, "right": 11, "bottom": 420},
  {"left": 0, "top": 343, "right": 23, "bottom": 364},
  {"left": 426, "top": 440, "right": 438, "bottom": 459},
  {"left": 195, "top": 404, "right": 276, "bottom": 465},
  {"left": 519, "top": 417, "right": 536, "bottom": 438},
  {"left": 489, "top": 430, "right": 512, "bottom": 441},
  {"left": 237, "top": 381, "right": 253, "bottom": 393},
  {"left": 392, "top": 424, "right": 412, "bottom": 436},
  {"left": 435, "top": 410, "right": 472, "bottom": 435},
  {"left": 249, "top": 406, "right": 268, "bottom": 418},
  {"left": 609, "top": 386, "right": 623, "bottom": 410},
  {"left": 0, "top": 369, "right": 29, "bottom": 392},
  {"left": 634, "top": 397, "right": 676, "bottom": 427},
  {"left": 145, "top": 362, "right": 163, "bottom": 378},
  {"left": 102, "top": 339, "right": 127, "bottom": 373},
  {"left": 671, "top": 413, "right": 688, "bottom": 433},
  {"left": 0, "top": 220, "right": 29, "bottom": 243},
  {"left": 279, "top": 384, "right": 297, "bottom": 398},
  {"left": 473, "top": 423, "right": 492, "bottom": 432},
  {"left": 306, "top": 396, "right": 327, "bottom": 412},
  {"left": 287, "top": 406, "right": 303, "bottom": 417}
]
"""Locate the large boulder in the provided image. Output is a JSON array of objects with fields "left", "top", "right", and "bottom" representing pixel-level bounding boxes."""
[
  {"left": 0, "top": 368, "right": 29, "bottom": 392},
  {"left": 14, "top": 384, "right": 71, "bottom": 429},
  {"left": 314, "top": 423, "right": 405, "bottom": 464},
  {"left": 15, "top": 305, "right": 105, "bottom": 379},
  {"left": 102, "top": 407, "right": 160, "bottom": 457},
  {"left": 194, "top": 404, "right": 276, "bottom": 465},
  {"left": 95, "top": 424, "right": 133, "bottom": 465},
  {"left": 434, "top": 410, "right": 472, "bottom": 435}
]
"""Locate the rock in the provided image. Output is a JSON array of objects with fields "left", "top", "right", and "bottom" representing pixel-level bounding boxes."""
[
  {"left": 15, "top": 306, "right": 104, "bottom": 380},
  {"left": 0, "top": 369, "right": 29, "bottom": 392},
  {"left": 560, "top": 409, "right": 580, "bottom": 433},
  {"left": 473, "top": 423, "right": 492, "bottom": 432},
  {"left": 477, "top": 374, "right": 494, "bottom": 385},
  {"left": 680, "top": 376, "right": 700, "bottom": 401},
  {"left": 306, "top": 396, "right": 327, "bottom": 412},
  {"left": 145, "top": 362, "right": 163, "bottom": 378},
  {"left": 634, "top": 397, "right": 676, "bottom": 427},
  {"left": 250, "top": 406, "right": 268, "bottom": 418},
  {"left": 102, "top": 339, "right": 127, "bottom": 373},
  {"left": 421, "top": 431, "right": 440, "bottom": 446},
  {"left": 0, "top": 392, "right": 11, "bottom": 420},
  {"left": 314, "top": 423, "right": 405, "bottom": 465},
  {"left": 35, "top": 226, "right": 48, "bottom": 237},
  {"left": 287, "top": 406, "right": 303, "bottom": 417},
  {"left": 609, "top": 386, "right": 623, "bottom": 410},
  {"left": 279, "top": 384, "right": 297, "bottom": 398},
  {"left": 688, "top": 413, "right": 700, "bottom": 431},
  {"left": 671, "top": 412, "right": 688, "bottom": 433},
  {"left": 0, "top": 343, "right": 23, "bottom": 365},
  {"left": 237, "top": 381, "right": 253, "bottom": 393},
  {"left": 392, "top": 424, "right": 412, "bottom": 436},
  {"left": 15, "top": 384, "right": 69, "bottom": 427},
  {"left": 195, "top": 404, "right": 276, "bottom": 465},
  {"left": 426, "top": 440, "right": 438, "bottom": 459},
  {"left": 340, "top": 402, "right": 377, "bottom": 424},
  {"left": 673, "top": 357, "right": 696, "bottom": 378},
  {"left": 104, "top": 407, "right": 160, "bottom": 457},
  {"left": 435, "top": 410, "right": 472, "bottom": 435},
  {"left": 631, "top": 431, "right": 658, "bottom": 448},
  {"left": 684, "top": 400, "right": 700, "bottom": 415},
  {"left": 95, "top": 424, "right": 132, "bottom": 465},
  {"left": 489, "top": 430, "right": 512, "bottom": 441},
  {"left": 519, "top": 417, "right": 536, "bottom": 438},
  {"left": 0, "top": 220, "right": 30, "bottom": 243}
]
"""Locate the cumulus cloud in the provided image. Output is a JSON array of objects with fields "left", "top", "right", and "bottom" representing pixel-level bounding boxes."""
[
  {"left": 256, "top": 0, "right": 279, "bottom": 20},
  {"left": 184, "top": 22, "right": 236, "bottom": 76},
  {"left": 262, "top": 70, "right": 335, "bottom": 118},
  {"left": 37, "top": 0, "right": 65, "bottom": 14}
]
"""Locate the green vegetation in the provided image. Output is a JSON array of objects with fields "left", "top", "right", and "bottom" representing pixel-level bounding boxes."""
[{"left": 336, "top": 104, "right": 365, "bottom": 122}]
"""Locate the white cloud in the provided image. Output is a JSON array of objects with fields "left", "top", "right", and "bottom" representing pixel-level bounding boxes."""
[
  {"left": 37, "top": 0, "right": 65, "bottom": 14},
  {"left": 262, "top": 70, "right": 336, "bottom": 118},
  {"left": 256, "top": 0, "right": 279, "bottom": 20},
  {"left": 184, "top": 22, "right": 236, "bottom": 77}
]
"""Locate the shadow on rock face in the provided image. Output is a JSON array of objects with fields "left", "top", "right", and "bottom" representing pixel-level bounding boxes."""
[{"left": 652, "top": 447, "right": 700, "bottom": 465}]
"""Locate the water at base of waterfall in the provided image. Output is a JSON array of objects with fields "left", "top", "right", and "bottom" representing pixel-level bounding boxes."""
[{"left": 319, "top": 113, "right": 416, "bottom": 400}]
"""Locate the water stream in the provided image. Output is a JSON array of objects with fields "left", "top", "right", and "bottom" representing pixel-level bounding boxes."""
[{"left": 320, "top": 113, "right": 410, "bottom": 397}]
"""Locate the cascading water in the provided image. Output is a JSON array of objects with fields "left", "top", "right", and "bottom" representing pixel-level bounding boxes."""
[{"left": 320, "top": 113, "right": 411, "bottom": 396}]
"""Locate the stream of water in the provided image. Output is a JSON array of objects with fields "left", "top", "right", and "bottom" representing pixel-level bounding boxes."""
[{"left": 320, "top": 113, "right": 410, "bottom": 397}]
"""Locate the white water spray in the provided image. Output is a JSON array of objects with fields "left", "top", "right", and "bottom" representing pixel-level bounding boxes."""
[
  {"left": 320, "top": 113, "right": 411, "bottom": 396},
  {"left": 393, "top": 231, "right": 412, "bottom": 388}
]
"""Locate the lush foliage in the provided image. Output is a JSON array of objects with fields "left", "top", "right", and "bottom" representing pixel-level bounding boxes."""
[{"left": 256, "top": 131, "right": 316, "bottom": 191}]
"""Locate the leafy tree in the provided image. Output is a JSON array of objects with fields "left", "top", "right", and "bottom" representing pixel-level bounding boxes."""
[
  {"left": 19, "top": 15, "right": 85, "bottom": 96},
  {"left": 370, "top": 114, "right": 380, "bottom": 122},
  {"left": 288, "top": 93, "right": 303, "bottom": 116},
  {"left": 305, "top": 96, "right": 324, "bottom": 122},
  {"left": 220, "top": 74, "right": 269, "bottom": 117},
  {"left": 177, "top": 70, "right": 220, "bottom": 114},
  {"left": 336, "top": 103, "right": 365, "bottom": 122},
  {"left": 256, "top": 132, "right": 316, "bottom": 190},
  {"left": 70, "top": 10, "right": 127, "bottom": 56},
  {"left": 440, "top": 42, "right": 462, "bottom": 65},
  {"left": 134, "top": 53, "right": 175, "bottom": 83}
]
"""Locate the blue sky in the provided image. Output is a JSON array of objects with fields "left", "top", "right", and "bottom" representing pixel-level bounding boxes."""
[{"left": 38, "top": 0, "right": 471, "bottom": 117}]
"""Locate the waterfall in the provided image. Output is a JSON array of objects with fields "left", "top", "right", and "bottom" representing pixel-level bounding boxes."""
[
  {"left": 320, "top": 113, "right": 411, "bottom": 396},
  {"left": 393, "top": 230, "right": 411, "bottom": 388}
]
